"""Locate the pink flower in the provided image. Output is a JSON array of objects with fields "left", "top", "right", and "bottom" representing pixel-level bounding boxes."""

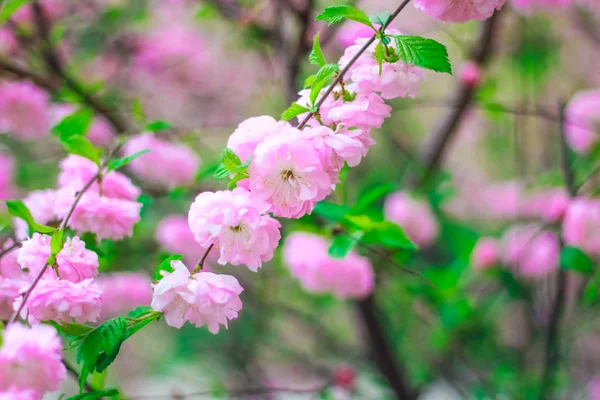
[
  {"left": 155, "top": 215, "right": 217, "bottom": 268},
  {"left": 0, "top": 29, "right": 18, "bottom": 55},
  {"left": 0, "top": 239, "right": 22, "bottom": 279},
  {"left": 248, "top": 127, "right": 333, "bottom": 218},
  {"left": 0, "top": 277, "right": 21, "bottom": 320},
  {"left": 123, "top": 133, "right": 200, "bottom": 188},
  {"left": 97, "top": 273, "right": 152, "bottom": 320},
  {"left": 470, "top": 238, "right": 500, "bottom": 270},
  {"left": 384, "top": 191, "right": 439, "bottom": 248},
  {"left": 522, "top": 188, "right": 570, "bottom": 222},
  {"left": 297, "top": 86, "right": 392, "bottom": 131},
  {"left": 0, "top": 323, "right": 66, "bottom": 396},
  {"left": 565, "top": 89, "right": 600, "bottom": 154},
  {"left": 339, "top": 37, "right": 426, "bottom": 100},
  {"left": 227, "top": 116, "right": 289, "bottom": 162},
  {"left": 414, "top": 0, "right": 506, "bottom": 22},
  {"left": 54, "top": 188, "right": 142, "bottom": 241},
  {"left": 151, "top": 260, "right": 243, "bottom": 332},
  {"left": 590, "top": 378, "right": 600, "bottom": 400},
  {"left": 58, "top": 155, "right": 141, "bottom": 201},
  {"left": 502, "top": 225, "right": 559, "bottom": 279},
  {"left": 563, "top": 197, "right": 600, "bottom": 257},
  {"left": 11, "top": 0, "right": 63, "bottom": 25},
  {"left": 0, "top": 388, "right": 38, "bottom": 400},
  {"left": 17, "top": 233, "right": 98, "bottom": 282},
  {"left": 188, "top": 189, "right": 281, "bottom": 271},
  {"left": 336, "top": 22, "right": 375, "bottom": 49},
  {"left": 283, "top": 232, "right": 374, "bottom": 299},
  {"left": 15, "top": 277, "right": 102, "bottom": 324},
  {"left": 0, "top": 81, "right": 51, "bottom": 140},
  {"left": 14, "top": 189, "right": 57, "bottom": 239},
  {"left": 459, "top": 61, "right": 483, "bottom": 88}
]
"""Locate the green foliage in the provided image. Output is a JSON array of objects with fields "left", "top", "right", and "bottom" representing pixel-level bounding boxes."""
[
  {"left": 369, "top": 12, "right": 391, "bottom": 27},
  {"left": 393, "top": 35, "right": 452, "bottom": 74},
  {"left": 309, "top": 64, "right": 339, "bottom": 105},
  {"left": 107, "top": 149, "right": 151, "bottom": 172},
  {"left": 315, "top": 5, "right": 375, "bottom": 30},
  {"left": 213, "top": 148, "right": 250, "bottom": 188},
  {"left": 65, "top": 389, "right": 119, "bottom": 400},
  {"left": 0, "top": 0, "right": 31, "bottom": 24},
  {"left": 145, "top": 120, "right": 172, "bottom": 132},
  {"left": 374, "top": 42, "right": 386, "bottom": 74},
  {"left": 281, "top": 102, "right": 311, "bottom": 121},
  {"left": 154, "top": 254, "right": 183, "bottom": 281},
  {"left": 560, "top": 246, "right": 594, "bottom": 274},
  {"left": 59, "top": 136, "right": 102, "bottom": 168},
  {"left": 52, "top": 109, "right": 94, "bottom": 141},
  {"left": 328, "top": 232, "right": 362, "bottom": 259},
  {"left": 309, "top": 33, "right": 327, "bottom": 67},
  {"left": 6, "top": 200, "right": 56, "bottom": 235}
]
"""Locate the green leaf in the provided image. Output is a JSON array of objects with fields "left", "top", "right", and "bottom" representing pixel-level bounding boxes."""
[
  {"left": 315, "top": 5, "right": 374, "bottom": 30},
  {"left": 309, "top": 33, "right": 327, "bottom": 67},
  {"left": 154, "top": 254, "right": 183, "bottom": 281},
  {"left": 60, "top": 322, "right": 95, "bottom": 338},
  {"left": 76, "top": 317, "right": 128, "bottom": 392},
  {"left": 369, "top": 12, "right": 391, "bottom": 27},
  {"left": 361, "top": 221, "right": 417, "bottom": 251},
  {"left": 65, "top": 389, "right": 119, "bottom": 400},
  {"left": 351, "top": 183, "right": 396, "bottom": 214},
  {"left": 309, "top": 63, "right": 339, "bottom": 105},
  {"left": 131, "top": 99, "right": 146, "bottom": 124},
  {"left": 6, "top": 200, "right": 56, "bottom": 235},
  {"left": 227, "top": 172, "right": 248, "bottom": 190},
  {"left": 60, "top": 136, "right": 102, "bottom": 168},
  {"left": 393, "top": 35, "right": 452, "bottom": 74},
  {"left": 50, "top": 229, "right": 65, "bottom": 256},
  {"left": 560, "top": 246, "right": 594, "bottom": 274},
  {"left": 145, "top": 120, "right": 172, "bottom": 132},
  {"left": 52, "top": 109, "right": 94, "bottom": 141},
  {"left": 127, "top": 306, "right": 152, "bottom": 319},
  {"left": 107, "top": 149, "right": 151, "bottom": 172},
  {"left": 374, "top": 41, "right": 385, "bottom": 74},
  {"left": 328, "top": 232, "right": 363, "bottom": 259},
  {"left": 0, "top": 0, "right": 31, "bottom": 25},
  {"left": 281, "top": 102, "right": 311, "bottom": 121},
  {"left": 213, "top": 165, "right": 231, "bottom": 180},
  {"left": 222, "top": 148, "right": 242, "bottom": 171},
  {"left": 313, "top": 202, "right": 351, "bottom": 222}
]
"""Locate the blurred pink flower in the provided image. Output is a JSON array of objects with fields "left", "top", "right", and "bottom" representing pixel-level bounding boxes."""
[
  {"left": 188, "top": 189, "right": 281, "bottom": 271},
  {"left": 11, "top": 0, "right": 63, "bottom": 25},
  {"left": 414, "top": 0, "right": 506, "bottom": 22},
  {"left": 14, "top": 189, "right": 58, "bottom": 240},
  {"left": 0, "top": 277, "right": 21, "bottom": 320},
  {"left": 97, "top": 272, "right": 152, "bottom": 320},
  {"left": 17, "top": 233, "right": 98, "bottom": 282},
  {"left": 522, "top": 188, "right": 570, "bottom": 222},
  {"left": 0, "top": 29, "right": 17, "bottom": 55},
  {"left": 15, "top": 277, "right": 102, "bottom": 324},
  {"left": 151, "top": 260, "right": 243, "bottom": 332},
  {"left": 227, "top": 116, "right": 288, "bottom": 162},
  {"left": 283, "top": 232, "right": 374, "bottom": 299},
  {"left": 459, "top": 61, "right": 483, "bottom": 88},
  {"left": 471, "top": 237, "right": 500, "bottom": 270},
  {"left": 0, "top": 81, "right": 51, "bottom": 140},
  {"left": 563, "top": 197, "right": 600, "bottom": 257},
  {"left": 123, "top": 133, "right": 200, "bottom": 188},
  {"left": 0, "top": 239, "right": 22, "bottom": 279},
  {"left": 336, "top": 22, "right": 375, "bottom": 49},
  {"left": 155, "top": 215, "right": 216, "bottom": 268},
  {"left": 502, "top": 225, "right": 559, "bottom": 279},
  {"left": 565, "top": 89, "right": 600, "bottom": 154},
  {"left": 384, "top": 191, "right": 439, "bottom": 248},
  {"left": 0, "top": 388, "right": 38, "bottom": 399},
  {"left": 590, "top": 378, "right": 600, "bottom": 400},
  {"left": 0, "top": 323, "right": 66, "bottom": 396},
  {"left": 249, "top": 128, "right": 333, "bottom": 218}
]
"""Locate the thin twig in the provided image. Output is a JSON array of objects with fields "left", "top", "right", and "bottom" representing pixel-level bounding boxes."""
[
  {"left": 297, "top": 0, "right": 414, "bottom": 130},
  {"left": 194, "top": 243, "right": 214, "bottom": 273}
]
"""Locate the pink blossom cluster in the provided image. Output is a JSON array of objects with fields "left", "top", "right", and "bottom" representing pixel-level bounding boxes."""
[
  {"left": 151, "top": 260, "right": 243, "bottom": 332},
  {"left": 123, "top": 133, "right": 200, "bottom": 188},
  {"left": 0, "top": 323, "right": 66, "bottom": 397},
  {"left": 414, "top": 0, "right": 506, "bottom": 23},
  {"left": 283, "top": 232, "right": 374, "bottom": 299},
  {"left": 0, "top": 81, "right": 51, "bottom": 141},
  {"left": 564, "top": 89, "right": 600, "bottom": 155},
  {"left": 97, "top": 273, "right": 153, "bottom": 320},
  {"left": 384, "top": 191, "right": 440, "bottom": 248}
]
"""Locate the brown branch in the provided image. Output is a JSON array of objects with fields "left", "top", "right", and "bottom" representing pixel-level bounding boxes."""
[
  {"left": 420, "top": 12, "right": 501, "bottom": 182},
  {"left": 0, "top": 58, "right": 59, "bottom": 92}
]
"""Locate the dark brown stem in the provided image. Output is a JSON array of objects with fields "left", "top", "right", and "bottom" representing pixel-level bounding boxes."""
[
  {"left": 0, "top": 58, "right": 60, "bottom": 92},
  {"left": 195, "top": 243, "right": 215, "bottom": 273},
  {"left": 297, "top": 0, "right": 413, "bottom": 130},
  {"left": 420, "top": 12, "right": 501, "bottom": 182}
]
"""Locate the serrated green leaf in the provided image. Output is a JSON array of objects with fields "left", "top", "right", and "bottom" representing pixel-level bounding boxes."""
[
  {"left": 560, "top": 246, "right": 594, "bottom": 274},
  {"left": 369, "top": 11, "right": 391, "bottom": 27},
  {"left": 145, "top": 120, "right": 172, "bottom": 132},
  {"left": 0, "top": 0, "right": 31, "bottom": 25},
  {"left": 76, "top": 317, "right": 128, "bottom": 392},
  {"left": 50, "top": 229, "right": 65, "bottom": 256},
  {"left": 315, "top": 5, "right": 374, "bottom": 30},
  {"left": 52, "top": 109, "right": 94, "bottom": 141},
  {"left": 60, "top": 136, "right": 102, "bottom": 167},
  {"left": 65, "top": 389, "right": 119, "bottom": 400},
  {"left": 393, "top": 35, "right": 452, "bottom": 74},
  {"left": 213, "top": 165, "right": 231, "bottom": 180},
  {"left": 127, "top": 306, "right": 152, "bottom": 319},
  {"left": 309, "top": 63, "right": 339, "bottom": 105},
  {"left": 222, "top": 148, "right": 242, "bottom": 171},
  {"left": 107, "top": 149, "right": 151, "bottom": 172},
  {"left": 154, "top": 254, "right": 183, "bottom": 281},
  {"left": 309, "top": 32, "right": 327, "bottom": 67},
  {"left": 304, "top": 74, "right": 316, "bottom": 89},
  {"left": 281, "top": 102, "right": 311, "bottom": 121}
]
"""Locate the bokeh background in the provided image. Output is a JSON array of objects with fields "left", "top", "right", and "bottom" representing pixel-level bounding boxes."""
[{"left": 1, "top": 0, "right": 600, "bottom": 398}]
